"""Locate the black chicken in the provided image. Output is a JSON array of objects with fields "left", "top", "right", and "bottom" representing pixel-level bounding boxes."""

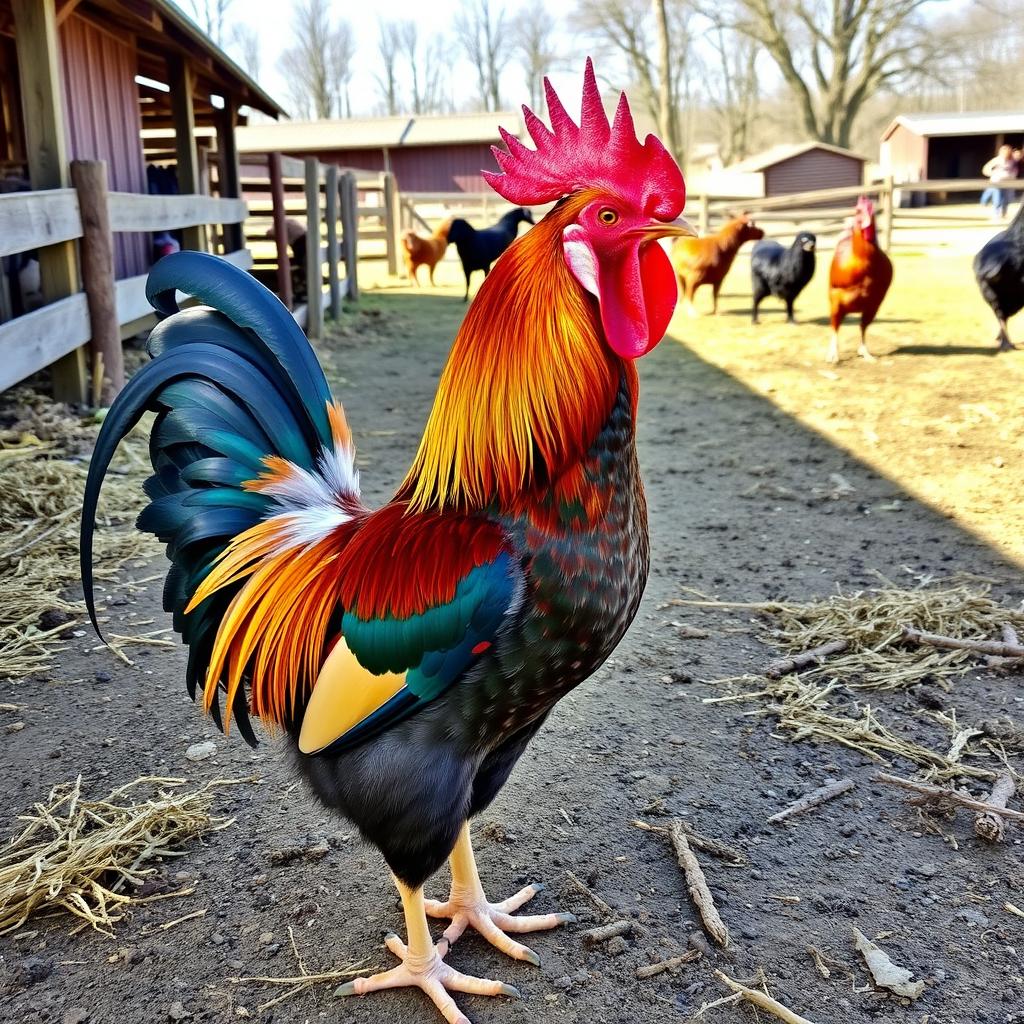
[
  {"left": 448, "top": 207, "right": 534, "bottom": 300},
  {"left": 974, "top": 202, "right": 1024, "bottom": 351},
  {"left": 750, "top": 231, "right": 817, "bottom": 324}
]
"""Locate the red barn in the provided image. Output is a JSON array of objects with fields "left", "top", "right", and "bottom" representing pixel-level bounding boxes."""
[{"left": 237, "top": 112, "right": 523, "bottom": 195}]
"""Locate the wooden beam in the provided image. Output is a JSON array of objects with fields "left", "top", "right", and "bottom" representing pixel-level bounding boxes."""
[
  {"left": 71, "top": 160, "right": 122, "bottom": 404},
  {"left": 216, "top": 95, "right": 244, "bottom": 253},
  {"left": 168, "top": 54, "right": 205, "bottom": 251},
  {"left": 107, "top": 193, "right": 246, "bottom": 233},
  {"left": 268, "top": 152, "right": 293, "bottom": 309},
  {"left": 324, "top": 164, "right": 341, "bottom": 319},
  {"left": 303, "top": 158, "right": 323, "bottom": 341},
  {"left": 0, "top": 293, "right": 91, "bottom": 394},
  {"left": 0, "top": 189, "right": 80, "bottom": 258},
  {"left": 55, "top": 0, "right": 86, "bottom": 27},
  {"left": 12, "top": 0, "right": 87, "bottom": 403},
  {"left": 339, "top": 171, "right": 359, "bottom": 302},
  {"left": 382, "top": 171, "right": 399, "bottom": 276}
]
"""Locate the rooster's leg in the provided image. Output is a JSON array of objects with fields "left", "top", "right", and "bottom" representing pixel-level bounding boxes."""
[
  {"left": 857, "top": 325, "right": 876, "bottom": 362},
  {"left": 425, "top": 822, "right": 576, "bottom": 965},
  {"left": 338, "top": 877, "right": 517, "bottom": 1024}
]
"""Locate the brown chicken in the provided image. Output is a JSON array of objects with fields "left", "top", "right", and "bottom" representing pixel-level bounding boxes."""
[
  {"left": 671, "top": 214, "right": 764, "bottom": 315},
  {"left": 827, "top": 196, "right": 893, "bottom": 363},
  {"left": 402, "top": 219, "right": 453, "bottom": 285}
]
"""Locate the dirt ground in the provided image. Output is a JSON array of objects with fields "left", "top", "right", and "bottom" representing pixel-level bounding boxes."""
[{"left": 1, "top": 240, "right": 1023, "bottom": 1024}]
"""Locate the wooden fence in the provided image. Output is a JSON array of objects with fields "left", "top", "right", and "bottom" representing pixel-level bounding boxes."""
[
  {"left": 0, "top": 159, "right": 249, "bottom": 403},
  {"left": 693, "top": 177, "right": 1016, "bottom": 250}
]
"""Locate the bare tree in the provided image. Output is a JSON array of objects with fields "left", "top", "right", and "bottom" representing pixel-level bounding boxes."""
[
  {"left": 700, "top": 15, "right": 760, "bottom": 163},
  {"left": 278, "top": 0, "right": 355, "bottom": 120},
  {"left": 513, "top": 2, "right": 560, "bottom": 111},
  {"left": 189, "top": 0, "right": 233, "bottom": 45},
  {"left": 731, "top": 0, "right": 952, "bottom": 148},
  {"left": 454, "top": 0, "right": 510, "bottom": 112},
  {"left": 227, "top": 24, "right": 261, "bottom": 79},
  {"left": 375, "top": 20, "right": 403, "bottom": 116},
  {"left": 576, "top": 0, "right": 692, "bottom": 163}
]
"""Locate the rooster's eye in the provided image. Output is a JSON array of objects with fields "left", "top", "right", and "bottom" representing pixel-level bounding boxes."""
[{"left": 598, "top": 208, "right": 618, "bottom": 226}]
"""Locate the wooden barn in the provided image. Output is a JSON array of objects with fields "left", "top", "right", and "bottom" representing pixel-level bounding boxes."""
[
  {"left": 880, "top": 112, "right": 1024, "bottom": 203},
  {"left": 236, "top": 112, "right": 524, "bottom": 196},
  {"left": 0, "top": 0, "right": 284, "bottom": 401}
]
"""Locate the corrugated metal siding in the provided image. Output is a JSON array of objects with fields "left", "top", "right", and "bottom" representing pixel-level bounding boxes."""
[
  {"left": 317, "top": 142, "right": 500, "bottom": 192},
  {"left": 60, "top": 14, "right": 148, "bottom": 278},
  {"left": 763, "top": 150, "right": 865, "bottom": 197}
]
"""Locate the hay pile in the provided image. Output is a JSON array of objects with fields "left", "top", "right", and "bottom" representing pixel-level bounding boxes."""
[
  {"left": 0, "top": 776, "right": 237, "bottom": 936},
  {"left": 0, "top": 388, "right": 156, "bottom": 680},
  {"left": 680, "top": 577, "right": 1024, "bottom": 782}
]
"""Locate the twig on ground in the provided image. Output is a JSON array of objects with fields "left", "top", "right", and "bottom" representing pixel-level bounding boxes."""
[
  {"left": 974, "top": 772, "right": 1016, "bottom": 842},
  {"left": 710, "top": 970, "right": 816, "bottom": 1024},
  {"left": 669, "top": 822, "right": 729, "bottom": 948},
  {"left": 767, "top": 778, "right": 855, "bottom": 824},
  {"left": 581, "top": 920, "right": 631, "bottom": 946},
  {"left": 903, "top": 626, "right": 1024, "bottom": 659},
  {"left": 635, "top": 949, "right": 700, "bottom": 979},
  {"left": 873, "top": 772, "right": 1024, "bottom": 822},
  {"left": 632, "top": 819, "right": 747, "bottom": 865},
  {"left": 564, "top": 870, "right": 616, "bottom": 921},
  {"left": 140, "top": 908, "right": 207, "bottom": 934},
  {"left": 766, "top": 640, "right": 850, "bottom": 679},
  {"left": 1004, "top": 902, "right": 1024, "bottom": 919}
]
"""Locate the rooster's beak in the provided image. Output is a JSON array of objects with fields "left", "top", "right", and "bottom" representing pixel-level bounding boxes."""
[{"left": 635, "top": 218, "right": 698, "bottom": 241}]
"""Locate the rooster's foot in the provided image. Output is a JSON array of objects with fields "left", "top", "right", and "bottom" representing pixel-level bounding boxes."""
[{"left": 426, "top": 882, "right": 575, "bottom": 964}]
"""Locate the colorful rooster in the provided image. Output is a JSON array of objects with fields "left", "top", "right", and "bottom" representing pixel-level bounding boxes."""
[
  {"left": 827, "top": 196, "right": 893, "bottom": 363},
  {"left": 81, "top": 60, "right": 691, "bottom": 1023}
]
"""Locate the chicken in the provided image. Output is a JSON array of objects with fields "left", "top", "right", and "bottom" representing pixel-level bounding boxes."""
[
  {"left": 973, "top": 201, "right": 1024, "bottom": 351},
  {"left": 827, "top": 196, "right": 893, "bottom": 364},
  {"left": 447, "top": 207, "right": 534, "bottom": 300},
  {"left": 670, "top": 213, "right": 764, "bottom": 315},
  {"left": 403, "top": 218, "right": 453, "bottom": 285},
  {"left": 750, "top": 231, "right": 816, "bottom": 324},
  {"left": 81, "top": 59, "right": 692, "bottom": 1024}
]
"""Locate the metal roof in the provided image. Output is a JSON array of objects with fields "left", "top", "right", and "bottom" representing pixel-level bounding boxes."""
[
  {"left": 725, "top": 141, "right": 866, "bottom": 173},
  {"left": 882, "top": 112, "right": 1024, "bottom": 140},
  {"left": 236, "top": 111, "right": 523, "bottom": 154}
]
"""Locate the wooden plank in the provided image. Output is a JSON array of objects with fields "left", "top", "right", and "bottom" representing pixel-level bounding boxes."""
[
  {"left": 325, "top": 164, "right": 341, "bottom": 319},
  {"left": 168, "top": 54, "right": 205, "bottom": 251},
  {"left": 382, "top": 171, "right": 398, "bottom": 276},
  {"left": 71, "top": 160, "right": 122, "bottom": 404},
  {"left": 221, "top": 249, "right": 253, "bottom": 270},
  {"left": 268, "top": 152, "right": 293, "bottom": 309},
  {"left": 107, "top": 193, "right": 247, "bottom": 232},
  {"left": 217, "top": 95, "right": 244, "bottom": 253},
  {"left": 0, "top": 190, "right": 81, "bottom": 258},
  {"left": 340, "top": 170, "right": 359, "bottom": 302},
  {"left": 12, "top": 0, "right": 87, "bottom": 403},
  {"left": 303, "top": 158, "right": 323, "bottom": 340},
  {"left": 0, "top": 293, "right": 91, "bottom": 393}
]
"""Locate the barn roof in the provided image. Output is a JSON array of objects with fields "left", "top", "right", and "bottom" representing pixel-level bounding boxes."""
[
  {"left": 725, "top": 141, "right": 867, "bottom": 173},
  {"left": 881, "top": 111, "right": 1024, "bottom": 141},
  {"left": 237, "top": 111, "right": 523, "bottom": 154}
]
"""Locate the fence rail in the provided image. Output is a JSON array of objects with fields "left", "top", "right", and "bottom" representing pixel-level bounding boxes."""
[{"left": 0, "top": 161, "right": 250, "bottom": 401}]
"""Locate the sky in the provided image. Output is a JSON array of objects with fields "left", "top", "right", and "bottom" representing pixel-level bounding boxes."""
[{"left": 212, "top": 0, "right": 584, "bottom": 120}]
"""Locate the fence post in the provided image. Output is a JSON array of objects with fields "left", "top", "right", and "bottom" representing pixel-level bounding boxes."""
[
  {"left": 340, "top": 171, "right": 359, "bottom": 302},
  {"left": 216, "top": 94, "right": 244, "bottom": 254},
  {"left": 70, "top": 160, "right": 122, "bottom": 405},
  {"left": 880, "top": 175, "right": 895, "bottom": 252},
  {"left": 698, "top": 194, "right": 709, "bottom": 236},
  {"left": 383, "top": 171, "right": 399, "bottom": 276},
  {"left": 325, "top": 164, "right": 341, "bottom": 319},
  {"left": 168, "top": 54, "right": 206, "bottom": 252},
  {"left": 268, "top": 152, "right": 293, "bottom": 310},
  {"left": 304, "top": 158, "right": 324, "bottom": 340}
]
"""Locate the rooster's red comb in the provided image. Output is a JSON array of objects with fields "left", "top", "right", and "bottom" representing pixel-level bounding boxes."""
[{"left": 482, "top": 58, "right": 685, "bottom": 221}]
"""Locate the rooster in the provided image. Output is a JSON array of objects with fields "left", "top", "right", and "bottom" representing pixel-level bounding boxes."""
[
  {"left": 403, "top": 218, "right": 453, "bottom": 285},
  {"left": 827, "top": 196, "right": 893, "bottom": 364},
  {"left": 973, "top": 201, "right": 1024, "bottom": 351},
  {"left": 81, "top": 60, "right": 692, "bottom": 1024},
  {"left": 670, "top": 214, "right": 763, "bottom": 315}
]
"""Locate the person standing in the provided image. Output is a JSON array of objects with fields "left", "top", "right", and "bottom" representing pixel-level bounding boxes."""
[{"left": 981, "top": 144, "right": 1018, "bottom": 220}]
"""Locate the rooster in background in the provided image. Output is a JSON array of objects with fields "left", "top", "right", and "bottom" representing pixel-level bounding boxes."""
[
  {"left": 82, "top": 60, "right": 692, "bottom": 1024},
  {"left": 403, "top": 218, "right": 453, "bottom": 285},
  {"left": 973, "top": 201, "right": 1024, "bottom": 350},
  {"left": 447, "top": 207, "right": 534, "bottom": 300},
  {"left": 827, "top": 196, "right": 892, "bottom": 363}
]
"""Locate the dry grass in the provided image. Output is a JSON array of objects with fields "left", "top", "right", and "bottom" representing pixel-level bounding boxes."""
[
  {"left": 688, "top": 577, "right": 1024, "bottom": 782},
  {"left": 0, "top": 388, "right": 156, "bottom": 680},
  {"left": 0, "top": 775, "right": 245, "bottom": 937}
]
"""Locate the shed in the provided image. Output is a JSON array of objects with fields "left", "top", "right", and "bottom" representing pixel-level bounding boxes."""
[
  {"left": 0, "top": 0, "right": 284, "bottom": 401},
  {"left": 236, "top": 112, "right": 523, "bottom": 195},
  {"left": 880, "top": 112, "right": 1024, "bottom": 200}
]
